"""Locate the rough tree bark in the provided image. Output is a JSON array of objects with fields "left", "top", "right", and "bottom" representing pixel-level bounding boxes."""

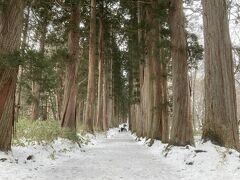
[
  {"left": 61, "top": 2, "right": 80, "bottom": 130},
  {"left": 31, "top": 81, "right": 40, "bottom": 120},
  {"left": 191, "top": 69, "right": 197, "bottom": 130},
  {"left": 140, "top": 3, "right": 154, "bottom": 138},
  {"left": 96, "top": 6, "right": 104, "bottom": 131},
  {"left": 161, "top": 48, "right": 169, "bottom": 143},
  {"left": 169, "top": 0, "right": 194, "bottom": 146},
  {"left": 128, "top": 1, "right": 140, "bottom": 134},
  {"left": 0, "top": 0, "right": 24, "bottom": 151},
  {"left": 56, "top": 68, "right": 64, "bottom": 121},
  {"left": 106, "top": 32, "right": 113, "bottom": 130},
  {"left": 102, "top": 58, "right": 109, "bottom": 131},
  {"left": 128, "top": 56, "right": 133, "bottom": 131},
  {"left": 202, "top": 0, "right": 240, "bottom": 149},
  {"left": 136, "top": 0, "right": 144, "bottom": 137},
  {"left": 85, "top": 0, "right": 97, "bottom": 133},
  {"left": 150, "top": 0, "right": 164, "bottom": 140}
]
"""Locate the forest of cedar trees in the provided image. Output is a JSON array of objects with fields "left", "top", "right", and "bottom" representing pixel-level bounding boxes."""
[{"left": 0, "top": 0, "right": 240, "bottom": 154}]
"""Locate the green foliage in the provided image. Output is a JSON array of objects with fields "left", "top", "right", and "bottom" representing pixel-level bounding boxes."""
[
  {"left": 0, "top": 51, "right": 22, "bottom": 68},
  {"left": 187, "top": 33, "right": 204, "bottom": 69},
  {"left": 64, "top": 0, "right": 80, "bottom": 6},
  {"left": 23, "top": 50, "right": 45, "bottom": 81},
  {"left": 193, "top": 129, "right": 202, "bottom": 136},
  {"left": 13, "top": 118, "right": 87, "bottom": 145},
  {"left": 14, "top": 118, "right": 60, "bottom": 144},
  {"left": 157, "top": 0, "right": 170, "bottom": 20},
  {"left": 22, "top": 49, "right": 59, "bottom": 93},
  {"left": 50, "top": 48, "right": 68, "bottom": 65},
  {"left": 49, "top": 151, "right": 57, "bottom": 160}
]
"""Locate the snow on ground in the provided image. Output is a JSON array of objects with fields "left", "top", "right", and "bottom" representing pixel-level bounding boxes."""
[
  {"left": 0, "top": 128, "right": 240, "bottom": 180},
  {"left": 0, "top": 129, "right": 178, "bottom": 180},
  {"left": 135, "top": 135, "right": 240, "bottom": 180}
]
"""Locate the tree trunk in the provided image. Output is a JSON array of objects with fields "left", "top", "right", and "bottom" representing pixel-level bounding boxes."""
[
  {"left": 15, "top": 67, "right": 23, "bottom": 121},
  {"left": 128, "top": 1, "right": 140, "bottom": 133},
  {"left": 42, "top": 97, "right": 48, "bottom": 120},
  {"left": 85, "top": 0, "right": 97, "bottom": 133},
  {"left": 15, "top": 6, "right": 30, "bottom": 122},
  {"left": 150, "top": 1, "right": 164, "bottom": 140},
  {"left": 140, "top": 2, "right": 159, "bottom": 139},
  {"left": 128, "top": 55, "right": 133, "bottom": 131},
  {"left": 107, "top": 34, "right": 113, "bottom": 130},
  {"left": 56, "top": 93, "right": 62, "bottom": 121},
  {"left": 136, "top": 0, "right": 144, "bottom": 137},
  {"left": 56, "top": 69, "right": 64, "bottom": 121},
  {"left": 0, "top": 0, "right": 24, "bottom": 151},
  {"left": 102, "top": 63, "right": 108, "bottom": 130},
  {"left": 31, "top": 14, "right": 48, "bottom": 121},
  {"left": 202, "top": 0, "right": 239, "bottom": 149},
  {"left": 61, "top": 2, "right": 80, "bottom": 131},
  {"left": 191, "top": 69, "right": 197, "bottom": 130},
  {"left": 140, "top": 4, "right": 154, "bottom": 138},
  {"left": 169, "top": 0, "right": 194, "bottom": 146},
  {"left": 49, "top": 93, "right": 57, "bottom": 121},
  {"left": 76, "top": 100, "right": 84, "bottom": 125},
  {"left": 31, "top": 82, "right": 40, "bottom": 120},
  {"left": 96, "top": 7, "right": 104, "bottom": 131},
  {"left": 161, "top": 49, "right": 169, "bottom": 143}
]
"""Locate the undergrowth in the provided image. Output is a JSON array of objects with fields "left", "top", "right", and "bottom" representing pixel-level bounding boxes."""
[
  {"left": 13, "top": 118, "right": 90, "bottom": 146},
  {"left": 193, "top": 129, "right": 202, "bottom": 137}
]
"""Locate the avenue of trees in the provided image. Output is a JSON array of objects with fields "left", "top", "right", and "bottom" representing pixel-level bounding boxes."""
[{"left": 0, "top": 0, "right": 240, "bottom": 151}]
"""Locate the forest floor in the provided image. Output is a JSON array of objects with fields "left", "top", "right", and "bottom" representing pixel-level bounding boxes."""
[{"left": 0, "top": 128, "right": 240, "bottom": 180}]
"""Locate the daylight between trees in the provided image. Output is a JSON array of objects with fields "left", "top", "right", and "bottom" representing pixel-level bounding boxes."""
[{"left": 0, "top": 0, "right": 239, "bottom": 151}]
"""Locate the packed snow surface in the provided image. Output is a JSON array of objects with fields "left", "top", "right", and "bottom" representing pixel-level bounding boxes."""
[{"left": 0, "top": 128, "right": 240, "bottom": 180}]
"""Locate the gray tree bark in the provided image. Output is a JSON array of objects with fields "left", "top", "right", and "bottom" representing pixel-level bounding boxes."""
[
  {"left": 169, "top": 0, "right": 194, "bottom": 146},
  {"left": 96, "top": 9, "right": 104, "bottom": 131},
  {"left": 202, "top": 0, "right": 240, "bottom": 149},
  {"left": 61, "top": 2, "right": 80, "bottom": 131},
  {"left": 85, "top": 0, "right": 97, "bottom": 133}
]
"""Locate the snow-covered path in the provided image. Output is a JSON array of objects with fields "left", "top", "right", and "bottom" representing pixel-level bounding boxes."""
[
  {"left": 39, "top": 132, "right": 177, "bottom": 180},
  {"left": 2, "top": 130, "right": 239, "bottom": 180}
]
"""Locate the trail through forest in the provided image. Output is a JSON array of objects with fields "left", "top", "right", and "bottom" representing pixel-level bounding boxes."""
[
  {"left": 1, "top": 129, "right": 240, "bottom": 180},
  {"left": 38, "top": 132, "right": 177, "bottom": 180},
  {"left": 0, "top": 131, "right": 178, "bottom": 180}
]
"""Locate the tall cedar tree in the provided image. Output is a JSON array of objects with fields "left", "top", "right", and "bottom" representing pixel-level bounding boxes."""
[
  {"left": 85, "top": 0, "right": 97, "bottom": 133},
  {"left": 202, "top": 0, "right": 240, "bottom": 149},
  {"left": 61, "top": 1, "right": 80, "bottom": 130},
  {"left": 169, "top": 0, "right": 194, "bottom": 146},
  {"left": 0, "top": 0, "right": 24, "bottom": 151},
  {"left": 96, "top": 0, "right": 104, "bottom": 130}
]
